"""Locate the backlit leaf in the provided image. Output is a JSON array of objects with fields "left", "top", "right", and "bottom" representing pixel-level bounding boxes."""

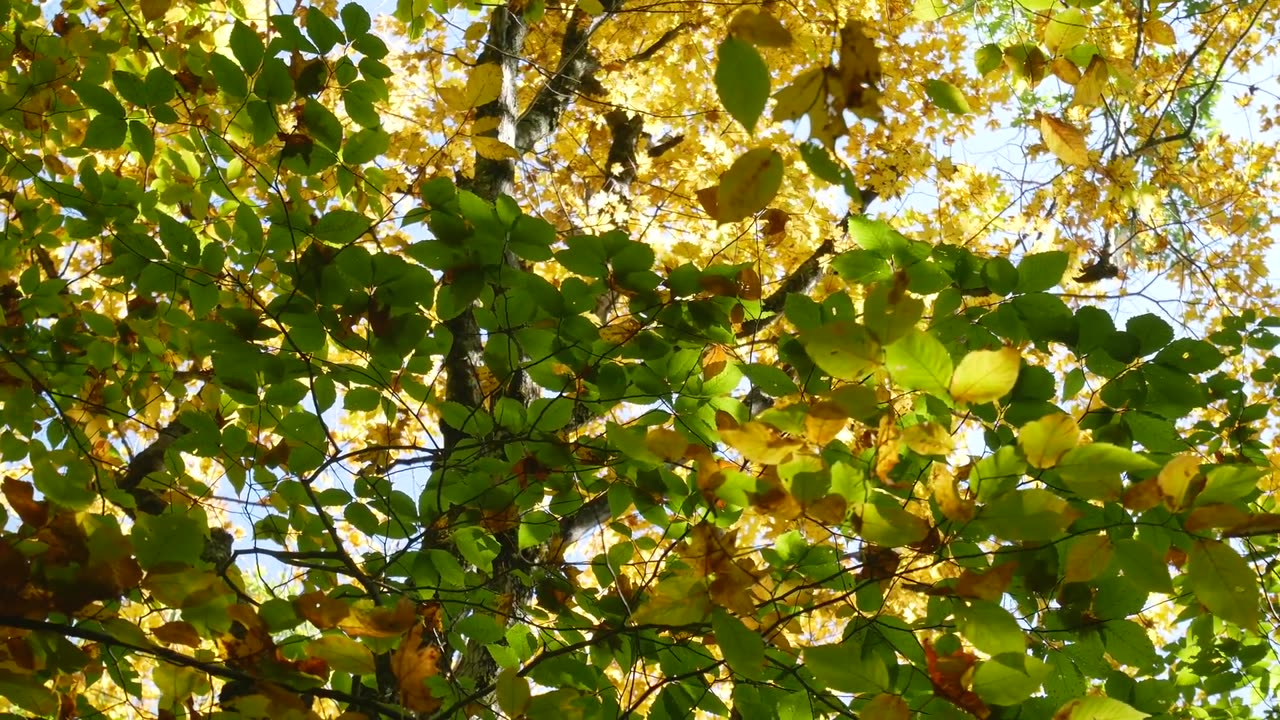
[
  {"left": 716, "top": 39, "right": 771, "bottom": 134},
  {"left": 1188, "top": 539, "right": 1259, "bottom": 630},
  {"left": 717, "top": 148, "right": 785, "bottom": 222},
  {"left": 951, "top": 347, "right": 1020, "bottom": 404},
  {"left": 1019, "top": 413, "right": 1080, "bottom": 468},
  {"left": 1039, "top": 112, "right": 1090, "bottom": 166},
  {"left": 925, "top": 78, "right": 971, "bottom": 114}
]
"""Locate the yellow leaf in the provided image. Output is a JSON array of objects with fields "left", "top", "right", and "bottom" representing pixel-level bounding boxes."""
[
  {"left": 1044, "top": 8, "right": 1087, "bottom": 53},
  {"left": 1145, "top": 19, "right": 1175, "bottom": 45},
  {"left": 1063, "top": 534, "right": 1113, "bottom": 583},
  {"left": 1051, "top": 57, "right": 1081, "bottom": 85},
  {"left": 1158, "top": 454, "right": 1202, "bottom": 510},
  {"left": 307, "top": 635, "right": 376, "bottom": 674},
  {"left": 1018, "top": 413, "right": 1080, "bottom": 469},
  {"left": 913, "top": 0, "right": 948, "bottom": 21},
  {"left": 862, "top": 693, "right": 911, "bottom": 720},
  {"left": 473, "top": 136, "right": 518, "bottom": 160},
  {"left": 646, "top": 428, "right": 690, "bottom": 461},
  {"left": 1072, "top": 55, "right": 1107, "bottom": 107},
  {"left": 804, "top": 400, "right": 849, "bottom": 445},
  {"left": 463, "top": 22, "right": 486, "bottom": 43},
  {"left": 728, "top": 9, "right": 793, "bottom": 47},
  {"left": 930, "top": 466, "right": 975, "bottom": 522},
  {"left": 719, "top": 421, "right": 804, "bottom": 465},
  {"left": 465, "top": 63, "right": 503, "bottom": 109},
  {"left": 950, "top": 347, "right": 1021, "bottom": 404},
  {"left": 578, "top": 0, "right": 605, "bottom": 14},
  {"left": 902, "top": 422, "right": 954, "bottom": 456},
  {"left": 1039, "top": 113, "right": 1090, "bottom": 167}
]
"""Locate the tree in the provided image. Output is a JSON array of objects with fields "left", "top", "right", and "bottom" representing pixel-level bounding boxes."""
[{"left": 1, "top": 0, "right": 1279, "bottom": 717}]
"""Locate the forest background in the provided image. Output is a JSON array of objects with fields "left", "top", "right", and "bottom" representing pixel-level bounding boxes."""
[{"left": 1, "top": 0, "right": 1280, "bottom": 718}]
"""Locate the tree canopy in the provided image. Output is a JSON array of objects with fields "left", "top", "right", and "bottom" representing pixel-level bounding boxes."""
[{"left": 2, "top": 0, "right": 1280, "bottom": 718}]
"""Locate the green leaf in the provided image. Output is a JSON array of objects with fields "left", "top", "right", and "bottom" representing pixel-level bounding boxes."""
[
  {"left": 981, "top": 488, "right": 1077, "bottom": 541},
  {"left": 924, "top": 78, "right": 971, "bottom": 113},
  {"left": 1113, "top": 539, "right": 1173, "bottom": 593},
  {"left": 1196, "top": 464, "right": 1268, "bottom": 506},
  {"left": 72, "top": 81, "right": 126, "bottom": 117},
  {"left": 1016, "top": 251, "right": 1069, "bottom": 292},
  {"left": 972, "top": 654, "right": 1049, "bottom": 706},
  {"left": 132, "top": 511, "right": 206, "bottom": 570},
  {"left": 950, "top": 347, "right": 1020, "bottom": 404},
  {"left": 343, "top": 127, "right": 390, "bottom": 164},
  {"left": 1187, "top": 539, "right": 1259, "bottom": 631},
  {"left": 455, "top": 526, "right": 501, "bottom": 574},
  {"left": 958, "top": 601, "right": 1024, "bottom": 656},
  {"left": 801, "top": 321, "right": 882, "bottom": 381},
  {"left": 1056, "top": 443, "right": 1158, "bottom": 500},
  {"left": 712, "top": 610, "right": 765, "bottom": 680},
  {"left": 741, "top": 363, "right": 798, "bottom": 397},
  {"left": 1054, "top": 696, "right": 1149, "bottom": 720},
  {"left": 847, "top": 216, "right": 911, "bottom": 258},
  {"left": 803, "top": 641, "right": 890, "bottom": 694},
  {"left": 230, "top": 20, "right": 265, "bottom": 73},
  {"left": 1102, "top": 619, "right": 1158, "bottom": 671},
  {"left": 495, "top": 668, "right": 532, "bottom": 718},
  {"left": 313, "top": 210, "right": 371, "bottom": 245},
  {"left": 254, "top": 58, "right": 294, "bottom": 104},
  {"left": 975, "top": 43, "right": 1004, "bottom": 75},
  {"left": 1126, "top": 313, "right": 1174, "bottom": 355},
  {"left": 341, "top": 2, "right": 372, "bottom": 35},
  {"left": 715, "top": 38, "right": 770, "bottom": 133},
  {"left": 855, "top": 494, "right": 931, "bottom": 547},
  {"left": 305, "top": 6, "right": 346, "bottom": 54},
  {"left": 82, "top": 115, "right": 127, "bottom": 149},
  {"left": 884, "top": 329, "right": 952, "bottom": 398},
  {"left": 717, "top": 147, "right": 785, "bottom": 222},
  {"left": 302, "top": 99, "right": 344, "bottom": 150}
]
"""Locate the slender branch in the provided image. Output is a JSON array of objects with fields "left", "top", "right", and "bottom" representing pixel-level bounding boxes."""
[
  {"left": 0, "top": 615, "right": 407, "bottom": 720},
  {"left": 736, "top": 238, "right": 837, "bottom": 338}
]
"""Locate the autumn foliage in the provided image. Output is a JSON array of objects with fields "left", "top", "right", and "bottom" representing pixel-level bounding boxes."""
[{"left": 1, "top": 0, "right": 1280, "bottom": 718}]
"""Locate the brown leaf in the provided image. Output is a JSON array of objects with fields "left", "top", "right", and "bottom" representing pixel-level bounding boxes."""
[
  {"left": 392, "top": 623, "right": 444, "bottom": 713},
  {"left": 1185, "top": 504, "right": 1250, "bottom": 532},
  {"left": 295, "top": 591, "right": 351, "bottom": 629},
  {"left": 702, "top": 345, "right": 728, "bottom": 381},
  {"left": 955, "top": 561, "right": 1018, "bottom": 600},
  {"left": 152, "top": 621, "right": 202, "bottom": 648},
  {"left": 1039, "top": 113, "right": 1090, "bottom": 167},
  {"left": 695, "top": 186, "right": 720, "bottom": 220},
  {"left": 1123, "top": 476, "right": 1162, "bottom": 512},
  {"left": 930, "top": 467, "right": 975, "bottom": 522},
  {"left": 1051, "top": 57, "right": 1081, "bottom": 85},
  {"left": 339, "top": 598, "right": 419, "bottom": 639},
  {"left": 804, "top": 400, "right": 848, "bottom": 446},
  {"left": 1224, "top": 512, "right": 1280, "bottom": 538},
  {"left": 3, "top": 477, "right": 48, "bottom": 527}
]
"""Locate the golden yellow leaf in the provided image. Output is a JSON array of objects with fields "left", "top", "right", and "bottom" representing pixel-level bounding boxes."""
[
  {"left": 1063, "top": 534, "right": 1113, "bottom": 583},
  {"left": 463, "top": 22, "right": 486, "bottom": 43},
  {"left": 1039, "top": 113, "right": 1090, "bottom": 167},
  {"left": 1051, "top": 57, "right": 1082, "bottom": 85},
  {"left": 702, "top": 344, "right": 728, "bottom": 380},
  {"left": 1145, "top": 19, "right": 1176, "bottom": 45},
  {"left": 151, "top": 620, "right": 202, "bottom": 647},
  {"left": 951, "top": 347, "right": 1021, "bottom": 404},
  {"left": 728, "top": 9, "right": 793, "bottom": 47},
  {"left": 719, "top": 421, "right": 804, "bottom": 465},
  {"left": 339, "top": 597, "right": 418, "bottom": 638},
  {"left": 804, "top": 400, "right": 848, "bottom": 445},
  {"left": 930, "top": 466, "right": 975, "bottom": 522},
  {"left": 465, "top": 63, "right": 503, "bottom": 109},
  {"left": 1158, "top": 454, "right": 1203, "bottom": 510},
  {"left": 473, "top": 136, "right": 518, "bottom": 160},
  {"left": 1018, "top": 413, "right": 1080, "bottom": 469},
  {"left": 646, "top": 428, "right": 690, "bottom": 461},
  {"left": 913, "top": 0, "right": 948, "bottom": 21},
  {"left": 902, "top": 422, "right": 955, "bottom": 456},
  {"left": 1123, "top": 476, "right": 1162, "bottom": 512},
  {"left": 577, "top": 0, "right": 605, "bottom": 14},
  {"left": 1072, "top": 55, "right": 1107, "bottom": 107}
]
